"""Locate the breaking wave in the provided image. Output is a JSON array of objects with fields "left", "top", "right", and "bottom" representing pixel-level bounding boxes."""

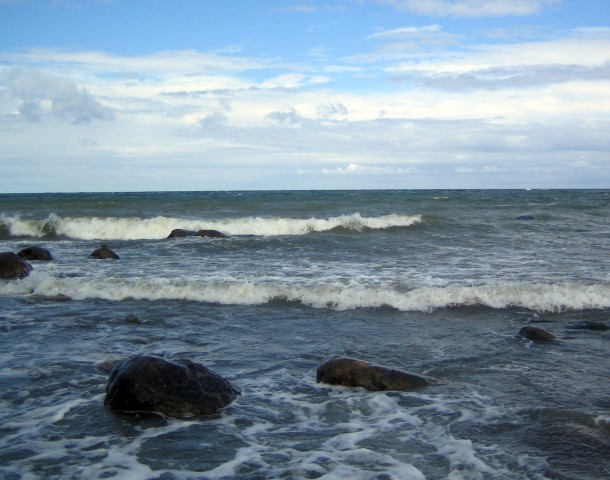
[
  {"left": 5, "top": 274, "right": 609, "bottom": 313},
  {"left": 0, "top": 213, "right": 422, "bottom": 240}
]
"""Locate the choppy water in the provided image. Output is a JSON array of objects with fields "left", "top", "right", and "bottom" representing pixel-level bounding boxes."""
[{"left": 1, "top": 190, "right": 609, "bottom": 479}]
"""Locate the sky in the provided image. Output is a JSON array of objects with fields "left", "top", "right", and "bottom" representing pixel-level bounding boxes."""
[{"left": 1, "top": 0, "right": 610, "bottom": 192}]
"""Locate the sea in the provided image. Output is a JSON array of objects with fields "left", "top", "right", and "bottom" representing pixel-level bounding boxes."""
[{"left": 0, "top": 189, "right": 608, "bottom": 480}]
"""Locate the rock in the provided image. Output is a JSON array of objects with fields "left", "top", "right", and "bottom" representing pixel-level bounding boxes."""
[
  {"left": 104, "top": 354, "right": 240, "bottom": 418},
  {"left": 167, "top": 229, "right": 198, "bottom": 238},
  {"left": 515, "top": 215, "right": 536, "bottom": 221},
  {"left": 29, "top": 294, "right": 71, "bottom": 302},
  {"left": 519, "top": 326, "right": 555, "bottom": 341},
  {"left": 90, "top": 245, "right": 119, "bottom": 259},
  {"left": 197, "top": 229, "right": 227, "bottom": 238},
  {"left": 124, "top": 314, "right": 142, "bottom": 324},
  {"left": 167, "top": 229, "right": 227, "bottom": 238},
  {"left": 0, "top": 252, "right": 33, "bottom": 279},
  {"left": 17, "top": 246, "right": 53, "bottom": 261},
  {"left": 316, "top": 356, "right": 430, "bottom": 392}
]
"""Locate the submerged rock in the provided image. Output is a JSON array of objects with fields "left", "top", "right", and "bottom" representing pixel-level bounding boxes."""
[
  {"left": 316, "top": 356, "right": 431, "bottom": 392},
  {"left": 0, "top": 252, "right": 32, "bottom": 279},
  {"left": 167, "top": 229, "right": 198, "bottom": 238},
  {"left": 17, "top": 246, "right": 53, "bottom": 261},
  {"left": 28, "top": 294, "right": 71, "bottom": 302},
  {"left": 104, "top": 354, "right": 240, "bottom": 418},
  {"left": 90, "top": 245, "right": 120, "bottom": 259},
  {"left": 519, "top": 326, "right": 556, "bottom": 341},
  {"left": 124, "top": 314, "right": 142, "bottom": 324},
  {"left": 197, "top": 229, "right": 227, "bottom": 238},
  {"left": 167, "top": 228, "right": 227, "bottom": 238}
]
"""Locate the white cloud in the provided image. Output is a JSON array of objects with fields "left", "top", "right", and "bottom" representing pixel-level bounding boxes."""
[
  {"left": 367, "top": 25, "right": 443, "bottom": 39},
  {"left": 379, "top": 0, "right": 559, "bottom": 18},
  {"left": 318, "top": 163, "right": 421, "bottom": 175}
]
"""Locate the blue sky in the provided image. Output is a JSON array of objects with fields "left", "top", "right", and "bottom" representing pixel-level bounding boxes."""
[{"left": 1, "top": 0, "right": 609, "bottom": 192}]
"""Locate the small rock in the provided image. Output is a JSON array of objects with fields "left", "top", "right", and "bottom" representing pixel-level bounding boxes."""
[
  {"left": 17, "top": 246, "right": 53, "bottom": 261},
  {"left": 316, "top": 356, "right": 431, "bottom": 392},
  {"left": 29, "top": 294, "right": 72, "bottom": 302},
  {"left": 197, "top": 229, "right": 227, "bottom": 238},
  {"left": 124, "top": 314, "right": 142, "bottom": 324},
  {"left": 0, "top": 252, "right": 33, "bottom": 279},
  {"left": 519, "top": 326, "right": 555, "bottom": 341},
  {"left": 90, "top": 245, "right": 120, "bottom": 259}
]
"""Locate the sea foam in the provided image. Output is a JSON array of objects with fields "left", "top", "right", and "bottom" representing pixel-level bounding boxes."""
[{"left": 7, "top": 273, "right": 609, "bottom": 312}]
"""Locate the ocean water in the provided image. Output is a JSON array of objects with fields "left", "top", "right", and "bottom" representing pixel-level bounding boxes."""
[{"left": 0, "top": 189, "right": 608, "bottom": 480}]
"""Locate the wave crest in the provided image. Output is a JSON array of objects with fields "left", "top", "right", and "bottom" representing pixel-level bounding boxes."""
[
  {"left": 0, "top": 213, "right": 421, "bottom": 240},
  {"left": 5, "top": 274, "right": 609, "bottom": 313}
]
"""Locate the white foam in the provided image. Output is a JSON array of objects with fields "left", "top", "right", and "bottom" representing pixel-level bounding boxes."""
[
  {"left": 3, "top": 272, "right": 609, "bottom": 312},
  {"left": 594, "top": 414, "right": 610, "bottom": 433},
  {"left": 0, "top": 212, "right": 422, "bottom": 240}
]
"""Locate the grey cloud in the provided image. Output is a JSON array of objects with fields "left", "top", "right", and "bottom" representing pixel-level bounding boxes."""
[
  {"left": 18, "top": 101, "right": 44, "bottom": 122},
  {"left": 316, "top": 102, "right": 348, "bottom": 119},
  {"left": 198, "top": 112, "right": 228, "bottom": 129},
  {"left": 266, "top": 108, "right": 308, "bottom": 126},
  {"left": 402, "top": 62, "right": 610, "bottom": 91},
  {"left": 8, "top": 68, "right": 114, "bottom": 124}
]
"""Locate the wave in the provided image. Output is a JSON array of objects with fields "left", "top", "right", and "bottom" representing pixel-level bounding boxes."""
[
  {"left": 0, "top": 213, "right": 422, "bottom": 240},
  {"left": 4, "top": 274, "right": 609, "bottom": 312}
]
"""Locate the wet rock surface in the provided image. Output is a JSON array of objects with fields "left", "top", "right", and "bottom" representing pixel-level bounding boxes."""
[
  {"left": 316, "top": 356, "right": 431, "bottom": 391},
  {"left": 17, "top": 246, "right": 53, "bottom": 261},
  {"left": 90, "top": 245, "right": 120, "bottom": 259},
  {"left": 0, "top": 252, "right": 32, "bottom": 279},
  {"left": 104, "top": 354, "right": 241, "bottom": 418},
  {"left": 519, "top": 326, "right": 556, "bottom": 341}
]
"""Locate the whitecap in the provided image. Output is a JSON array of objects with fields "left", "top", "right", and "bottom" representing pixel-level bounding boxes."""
[{"left": 0, "top": 212, "right": 422, "bottom": 240}]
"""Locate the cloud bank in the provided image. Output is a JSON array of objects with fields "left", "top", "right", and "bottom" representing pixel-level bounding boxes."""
[{"left": 0, "top": 1, "right": 609, "bottom": 191}]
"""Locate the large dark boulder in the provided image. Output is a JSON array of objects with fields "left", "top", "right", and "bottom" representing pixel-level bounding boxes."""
[
  {"left": 167, "top": 229, "right": 198, "bottom": 238},
  {"left": 18, "top": 246, "right": 53, "bottom": 261},
  {"left": 90, "top": 245, "right": 119, "bottom": 259},
  {"left": 519, "top": 326, "right": 555, "bottom": 341},
  {"left": 316, "top": 356, "right": 431, "bottom": 392},
  {"left": 0, "top": 252, "right": 32, "bottom": 279},
  {"left": 104, "top": 355, "right": 240, "bottom": 418},
  {"left": 197, "top": 229, "right": 227, "bottom": 238}
]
